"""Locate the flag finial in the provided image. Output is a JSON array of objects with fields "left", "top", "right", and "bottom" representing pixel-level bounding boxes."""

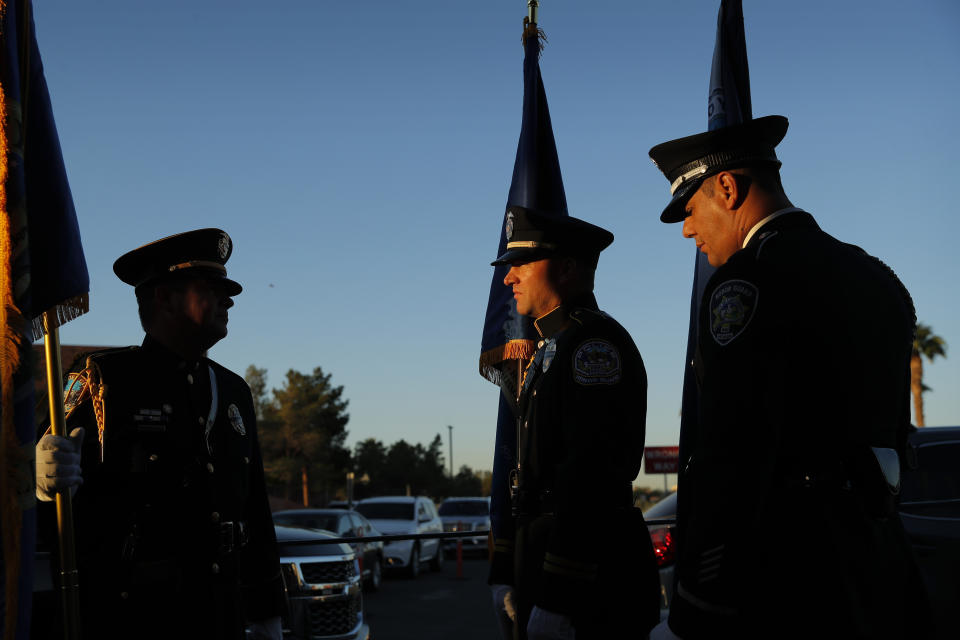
[{"left": 527, "top": 0, "right": 539, "bottom": 25}]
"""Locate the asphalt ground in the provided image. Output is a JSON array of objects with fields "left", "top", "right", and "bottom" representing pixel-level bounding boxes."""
[{"left": 365, "top": 552, "right": 502, "bottom": 640}]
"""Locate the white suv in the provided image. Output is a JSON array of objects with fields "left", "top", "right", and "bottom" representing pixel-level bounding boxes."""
[{"left": 355, "top": 496, "right": 443, "bottom": 578}]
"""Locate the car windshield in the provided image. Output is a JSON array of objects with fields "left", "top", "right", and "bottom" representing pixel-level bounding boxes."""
[
  {"left": 439, "top": 501, "right": 489, "bottom": 516},
  {"left": 273, "top": 513, "right": 339, "bottom": 531},
  {"left": 356, "top": 502, "right": 415, "bottom": 520}
]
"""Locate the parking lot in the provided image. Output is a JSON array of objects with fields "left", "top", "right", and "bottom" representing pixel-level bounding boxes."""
[{"left": 365, "top": 556, "right": 498, "bottom": 640}]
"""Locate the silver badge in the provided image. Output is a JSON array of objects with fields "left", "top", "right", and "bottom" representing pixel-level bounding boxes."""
[
  {"left": 218, "top": 232, "right": 230, "bottom": 259},
  {"left": 227, "top": 403, "right": 246, "bottom": 435},
  {"left": 505, "top": 212, "right": 515, "bottom": 241}
]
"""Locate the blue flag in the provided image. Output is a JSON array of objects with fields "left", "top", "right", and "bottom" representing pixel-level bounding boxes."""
[
  {"left": 678, "top": 0, "right": 752, "bottom": 469},
  {"left": 480, "top": 20, "right": 568, "bottom": 540},
  {"left": 1, "top": 1, "right": 89, "bottom": 637}
]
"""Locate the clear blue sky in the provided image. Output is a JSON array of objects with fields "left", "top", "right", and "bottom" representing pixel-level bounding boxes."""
[{"left": 32, "top": 1, "right": 960, "bottom": 488}]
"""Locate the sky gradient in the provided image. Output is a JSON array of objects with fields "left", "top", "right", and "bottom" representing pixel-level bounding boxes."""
[{"left": 30, "top": 1, "right": 960, "bottom": 488}]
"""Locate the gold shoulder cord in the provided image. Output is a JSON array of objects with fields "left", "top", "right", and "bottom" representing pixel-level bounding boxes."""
[{"left": 68, "top": 358, "right": 107, "bottom": 462}]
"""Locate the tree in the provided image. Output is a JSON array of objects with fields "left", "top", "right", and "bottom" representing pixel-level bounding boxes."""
[
  {"left": 244, "top": 365, "right": 269, "bottom": 420},
  {"left": 247, "top": 366, "right": 351, "bottom": 505},
  {"left": 911, "top": 323, "right": 947, "bottom": 427}
]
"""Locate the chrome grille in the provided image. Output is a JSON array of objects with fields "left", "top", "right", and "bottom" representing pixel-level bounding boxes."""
[
  {"left": 308, "top": 595, "right": 361, "bottom": 636},
  {"left": 300, "top": 559, "right": 356, "bottom": 584}
]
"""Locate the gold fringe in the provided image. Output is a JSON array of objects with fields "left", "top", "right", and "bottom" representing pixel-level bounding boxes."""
[
  {"left": 30, "top": 293, "right": 89, "bottom": 340},
  {"left": 478, "top": 339, "right": 535, "bottom": 384},
  {"left": 0, "top": 24, "right": 27, "bottom": 636},
  {"left": 521, "top": 17, "right": 547, "bottom": 55}
]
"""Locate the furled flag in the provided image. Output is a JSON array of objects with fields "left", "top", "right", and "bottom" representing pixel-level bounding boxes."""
[
  {"left": 677, "top": 0, "right": 752, "bottom": 470},
  {"left": 1, "top": 1, "right": 89, "bottom": 637},
  {"left": 479, "top": 16, "right": 568, "bottom": 542}
]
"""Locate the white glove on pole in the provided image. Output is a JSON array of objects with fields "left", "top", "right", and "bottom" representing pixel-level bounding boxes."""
[
  {"left": 526, "top": 605, "right": 575, "bottom": 640},
  {"left": 36, "top": 427, "right": 85, "bottom": 502},
  {"left": 247, "top": 616, "right": 282, "bottom": 640},
  {"left": 648, "top": 619, "right": 684, "bottom": 640}
]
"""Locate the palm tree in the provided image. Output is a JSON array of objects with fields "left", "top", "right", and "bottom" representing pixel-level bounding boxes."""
[{"left": 911, "top": 323, "right": 947, "bottom": 427}]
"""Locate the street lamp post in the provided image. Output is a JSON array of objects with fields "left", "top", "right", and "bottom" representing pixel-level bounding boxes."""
[{"left": 447, "top": 425, "right": 454, "bottom": 477}]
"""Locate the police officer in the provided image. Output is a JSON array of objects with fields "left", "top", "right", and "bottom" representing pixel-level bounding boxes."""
[
  {"left": 487, "top": 207, "right": 661, "bottom": 640},
  {"left": 647, "top": 117, "right": 930, "bottom": 638},
  {"left": 36, "top": 228, "right": 283, "bottom": 640}
]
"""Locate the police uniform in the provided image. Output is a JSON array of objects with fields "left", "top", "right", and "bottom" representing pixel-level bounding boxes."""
[
  {"left": 488, "top": 208, "right": 661, "bottom": 640},
  {"left": 40, "top": 229, "right": 283, "bottom": 639},
  {"left": 650, "top": 118, "right": 931, "bottom": 638}
]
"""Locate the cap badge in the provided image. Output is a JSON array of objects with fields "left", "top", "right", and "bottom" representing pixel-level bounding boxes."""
[
  {"left": 505, "top": 212, "right": 515, "bottom": 242},
  {"left": 227, "top": 403, "right": 246, "bottom": 435},
  {"left": 217, "top": 233, "right": 230, "bottom": 259},
  {"left": 709, "top": 279, "right": 758, "bottom": 345}
]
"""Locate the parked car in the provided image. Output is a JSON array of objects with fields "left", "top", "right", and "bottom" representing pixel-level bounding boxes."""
[
  {"left": 438, "top": 496, "right": 491, "bottom": 556},
  {"left": 354, "top": 496, "right": 444, "bottom": 578},
  {"left": 901, "top": 425, "right": 960, "bottom": 639},
  {"left": 641, "top": 491, "right": 676, "bottom": 617},
  {"left": 644, "top": 426, "right": 960, "bottom": 638},
  {"left": 274, "top": 509, "right": 386, "bottom": 592},
  {"left": 274, "top": 524, "right": 370, "bottom": 640}
]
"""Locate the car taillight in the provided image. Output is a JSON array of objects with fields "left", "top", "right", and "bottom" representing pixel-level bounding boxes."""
[{"left": 649, "top": 526, "right": 675, "bottom": 568}]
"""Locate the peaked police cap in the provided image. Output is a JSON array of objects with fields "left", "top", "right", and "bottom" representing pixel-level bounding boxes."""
[
  {"left": 649, "top": 115, "right": 788, "bottom": 223},
  {"left": 491, "top": 207, "right": 614, "bottom": 268},
  {"left": 113, "top": 228, "right": 242, "bottom": 295}
]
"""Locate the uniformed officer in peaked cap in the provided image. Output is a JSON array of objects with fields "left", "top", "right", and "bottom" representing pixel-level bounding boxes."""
[
  {"left": 36, "top": 229, "right": 284, "bottom": 640},
  {"left": 646, "top": 118, "right": 931, "bottom": 639},
  {"left": 488, "top": 206, "right": 661, "bottom": 639}
]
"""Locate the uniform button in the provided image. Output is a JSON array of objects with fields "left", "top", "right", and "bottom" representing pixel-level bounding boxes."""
[
  {"left": 207, "top": 463, "right": 215, "bottom": 474},
  {"left": 532, "top": 390, "right": 537, "bottom": 397},
  {"left": 523, "top": 420, "right": 528, "bottom": 429},
  {"left": 162, "top": 404, "right": 173, "bottom": 414},
  {"left": 243, "top": 456, "right": 250, "bottom": 464},
  {"left": 120, "top": 591, "right": 129, "bottom": 600},
  {"left": 186, "top": 374, "right": 194, "bottom": 384},
  {"left": 211, "top": 563, "right": 220, "bottom": 574},
  {"left": 148, "top": 454, "right": 159, "bottom": 462},
  {"left": 211, "top": 511, "right": 220, "bottom": 523},
  {"left": 198, "top": 417, "right": 205, "bottom": 425}
]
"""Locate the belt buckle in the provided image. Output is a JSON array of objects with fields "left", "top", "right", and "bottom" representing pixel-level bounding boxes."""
[{"left": 220, "top": 521, "right": 235, "bottom": 554}]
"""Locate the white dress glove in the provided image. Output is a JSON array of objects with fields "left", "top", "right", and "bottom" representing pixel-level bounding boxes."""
[
  {"left": 526, "top": 605, "right": 575, "bottom": 640},
  {"left": 36, "top": 427, "right": 85, "bottom": 502},
  {"left": 247, "top": 616, "right": 282, "bottom": 640},
  {"left": 648, "top": 619, "right": 684, "bottom": 640}
]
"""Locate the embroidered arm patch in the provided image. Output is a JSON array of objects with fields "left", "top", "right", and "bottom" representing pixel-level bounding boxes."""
[
  {"left": 709, "top": 279, "right": 758, "bottom": 345},
  {"left": 572, "top": 339, "right": 621, "bottom": 385}
]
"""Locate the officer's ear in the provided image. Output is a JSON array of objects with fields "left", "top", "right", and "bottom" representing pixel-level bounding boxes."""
[{"left": 716, "top": 171, "right": 751, "bottom": 210}]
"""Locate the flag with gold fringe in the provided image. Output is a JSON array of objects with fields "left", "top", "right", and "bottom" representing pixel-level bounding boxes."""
[
  {"left": 1, "top": 1, "right": 89, "bottom": 637},
  {"left": 480, "top": 14, "right": 569, "bottom": 544},
  {"left": 677, "top": 0, "right": 752, "bottom": 472}
]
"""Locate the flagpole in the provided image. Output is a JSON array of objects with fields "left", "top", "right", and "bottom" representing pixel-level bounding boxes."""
[{"left": 43, "top": 317, "right": 81, "bottom": 639}]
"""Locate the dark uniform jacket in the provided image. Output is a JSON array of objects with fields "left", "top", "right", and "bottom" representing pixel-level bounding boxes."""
[
  {"left": 40, "top": 335, "right": 283, "bottom": 640},
  {"left": 669, "top": 210, "right": 930, "bottom": 639},
  {"left": 490, "top": 293, "right": 661, "bottom": 639}
]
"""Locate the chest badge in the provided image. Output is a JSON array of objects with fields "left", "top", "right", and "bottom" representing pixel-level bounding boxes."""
[
  {"left": 227, "top": 404, "right": 246, "bottom": 435},
  {"left": 709, "top": 279, "right": 759, "bottom": 345},
  {"left": 541, "top": 340, "right": 557, "bottom": 373}
]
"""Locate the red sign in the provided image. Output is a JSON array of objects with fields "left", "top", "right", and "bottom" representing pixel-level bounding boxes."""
[{"left": 644, "top": 446, "right": 680, "bottom": 474}]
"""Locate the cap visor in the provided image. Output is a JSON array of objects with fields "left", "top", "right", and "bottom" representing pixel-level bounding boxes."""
[
  {"left": 491, "top": 247, "right": 553, "bottom": 266},
  {"left": 660, "top": 179, "right": 701, "bottom": 223}
]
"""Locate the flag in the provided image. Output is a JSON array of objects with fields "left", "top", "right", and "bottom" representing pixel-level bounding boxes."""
[
  {"left": 677, "top": 0, "right": 752, "bottom": 472},
  {"left": 1, "top": 1, "right": 89, "bottom": 637},
  {"left": 480, "top": 18, "right": 568, "bottom": 540}
]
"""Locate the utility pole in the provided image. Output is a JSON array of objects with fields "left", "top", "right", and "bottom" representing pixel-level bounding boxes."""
[{"left": 448, "top": 425, "right": 454, "bottom": 477}]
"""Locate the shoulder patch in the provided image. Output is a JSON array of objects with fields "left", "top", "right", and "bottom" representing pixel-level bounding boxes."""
[
  {"left": 572, "top": 339, "right": 621, "bottom": 385},
  {"left": 710, "top": 279, "right": 758, "bottom": 345}
]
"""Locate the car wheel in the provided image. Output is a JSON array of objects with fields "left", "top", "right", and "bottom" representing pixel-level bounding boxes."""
[
  {"left": 429, "top": 542, "right": 444, "bottom": 571},
  {"left": 406, "top": 545, "right": 420, "bottom": 579},
  {"left": 365, "top": 555, "right": 382, "bottom": 592}
]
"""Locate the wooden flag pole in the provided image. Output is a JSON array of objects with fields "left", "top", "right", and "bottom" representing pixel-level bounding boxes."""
[{"left": 43, "top": 313, "right": 81, "bottom": 640}]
